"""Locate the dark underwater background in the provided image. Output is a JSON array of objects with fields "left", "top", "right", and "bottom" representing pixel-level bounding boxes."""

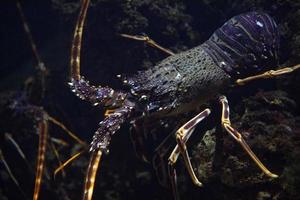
[{"left": 0, "top": 0, "right": 300, "bottom": 199}]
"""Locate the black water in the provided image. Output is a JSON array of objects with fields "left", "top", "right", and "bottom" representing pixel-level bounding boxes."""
[{"left": 0, "top": 1, "right": 300, "bottom": 200}]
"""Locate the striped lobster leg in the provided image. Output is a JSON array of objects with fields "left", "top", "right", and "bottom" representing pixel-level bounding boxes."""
[
  {"left": 219, "top": 95, "right": 278, "bottom": 178},
  {"left": 168, "top": 109, "right": 211, "bottom": 200}
]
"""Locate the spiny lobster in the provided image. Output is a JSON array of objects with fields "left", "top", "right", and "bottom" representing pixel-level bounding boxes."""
[{"left": 67, "top": 0, "right": 300, "bottom": 199}]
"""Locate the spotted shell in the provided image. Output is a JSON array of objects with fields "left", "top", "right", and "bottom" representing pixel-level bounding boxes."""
[{"left": 125, "top": 12, "right": 280, "bottom": 114}]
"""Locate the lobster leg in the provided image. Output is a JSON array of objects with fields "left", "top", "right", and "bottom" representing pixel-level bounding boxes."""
[
  {"left": 168, "top": 109, "right": 211, "bottom": 199},
  {"left": 236, "top": 63, "right": 300, "bottom": 85},
  {"left": 219, "top": 96, "right": 278, "bottom": 178},
  {"left": 168, "top": 127, "right": 195, "bottom": 200},
  {"left": 130, "top": 118, "right": 152, "bottom": 163},
  {"left": 120, "top": 33, "right": 175, "bottom": 56},
  {"left": 152, "top": 128, "right": 178, "bottom": 187}
]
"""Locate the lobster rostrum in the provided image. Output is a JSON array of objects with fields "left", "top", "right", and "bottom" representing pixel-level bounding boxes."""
[{"left": 68, "top": 0, "right": 300, "bottom": 199}]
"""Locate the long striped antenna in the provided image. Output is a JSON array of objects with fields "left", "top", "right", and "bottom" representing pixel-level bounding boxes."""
[
  {"left": 16, "top": 1, "right": 44, "bottom": 69},
  {"left": 70, "top": 0, "right": 90, "bottom": 80},
  {"left": 82, "top": 150, "right": 102, "bottom": 200},
  {"left": 33, "top": 116, "right": 48, "bottom": 200},
  {"left": 69, "top": 1, "right": 104, "bottom": 199}
]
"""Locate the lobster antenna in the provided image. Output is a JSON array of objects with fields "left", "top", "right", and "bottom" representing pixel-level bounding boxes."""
[
  {"left": 70, "top": 1, "right": 104, "bottom": 199},
  {"left": 82, "top": 150, "right": 102, "bottom": 200},
  {"left": 33, "top": 117, "right": 48, "bottom": 200},
  {"left": 70, "top": 0, "right": 90, "bottom": 80},
  {"left": 16, "top": 1, "right": 43, "bottom": 68}
]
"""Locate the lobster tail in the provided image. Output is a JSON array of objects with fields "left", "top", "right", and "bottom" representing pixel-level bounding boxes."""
[{"left": 203, "top": 12, "right": 280, "bottom": 79}]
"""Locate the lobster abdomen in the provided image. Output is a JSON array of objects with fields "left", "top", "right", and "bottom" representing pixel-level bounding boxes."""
[{"left": 202, "top": 12, "right": 280, "bottom": 79}]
